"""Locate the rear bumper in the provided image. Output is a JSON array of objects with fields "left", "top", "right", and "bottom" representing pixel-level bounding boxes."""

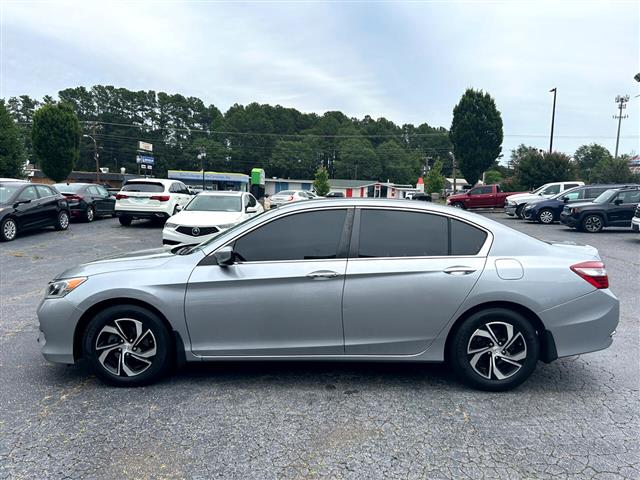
[
  {"left": 539, "top": 289, "right": 619, "bottom": 358},
  {"left": 115, "top": 209, "right": 170, "bottom": 219}
]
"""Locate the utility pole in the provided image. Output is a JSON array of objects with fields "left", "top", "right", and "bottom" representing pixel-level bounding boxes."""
[
  {"left": 83, "top": 129, "right": 100, "bottom": 184},
  {"left": 613, "top": 95, "right": 629, "bottom": 158},
  {"left": 197, "top": 148, "right": 207, "bottom": 190},
  {"left": 449, "top": 151, "right": 457, "bottom": 193},
  {"left": 549, "top": 88, "right": 557, "bottom": 153}
]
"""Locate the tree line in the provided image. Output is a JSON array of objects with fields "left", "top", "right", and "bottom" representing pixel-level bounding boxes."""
[{"left": 1, "top": 85, "right": 637, "bottom": 187}]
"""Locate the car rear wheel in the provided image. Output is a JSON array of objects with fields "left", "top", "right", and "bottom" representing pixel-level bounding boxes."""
[
  {"left": 83, "top": 305, "right": 172, "bottom": 386},
  {"left": 537, "top": 208, "right": 555, "bottom": 224},
  {"left": 54, "top": 211, "right": 70, "bottom": 231},
  {"left": 582, "top": 214, "right": 603, "bottom": 233},
  {"left": 119, "top": 215, "right": 132, "bottom": 226},
  {"left": 85, "top": 206, "right": 95, "bottom": 222},
  {"left": 1, "top": 217, "right": 18, "bottom": 241},
  {"left": 448, "top": 308, "right": 539, "bottom": 391}
]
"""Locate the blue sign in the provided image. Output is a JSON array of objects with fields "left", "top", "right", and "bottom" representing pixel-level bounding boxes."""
[{"left": 136, "top": 155, "right": 155, "bottom": 165}]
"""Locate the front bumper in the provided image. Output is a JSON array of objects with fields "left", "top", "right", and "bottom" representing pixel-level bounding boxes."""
[
  {"left": 539, "top": 289, "right": 619, "bottom": 358},
  {"left": 522, "top": 207, "right": 536, "bottom": 220},
  {"left": 37, "top": 297, "right": 83, "bottom": 364},
  {"left": 504, "top": 204, "right": 517, "bottom": 216},
  {"left": 560, "top": 212, "right": 579, "bottom": 227},
  {"left": 631, "top": 216, "right": 640, "bottom": 232}
]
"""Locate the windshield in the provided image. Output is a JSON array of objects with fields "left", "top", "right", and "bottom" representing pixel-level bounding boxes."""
[
  {"left": 185, "top": 195, "right": 242, "bottom": 212},
  {"left": 531, "top": 185, "right": 546, "bottom": 194},
  {"left": 593, "top": 189, "right": 618, "bottom": 204},
  {"left": 53, "top": 183, "right": 85, "bottom": 193},
  {"left": 122, "top": 182, "right": 164, "bottom": 193},
  {"left": 0, "top": 183, "right": 24, "bottom": 203}
]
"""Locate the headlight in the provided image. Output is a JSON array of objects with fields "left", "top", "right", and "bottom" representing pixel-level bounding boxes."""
[
  {"left": 165, "top": 222, "right": 178, "bottom": 229},
  {"left": 46, "top": 277, "right": 87, "bottom": 298},
  {"left": 217, "top": 223, "right": 237, "bottom": 230}
]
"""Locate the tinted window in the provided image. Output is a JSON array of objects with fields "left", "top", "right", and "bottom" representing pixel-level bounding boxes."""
[
  {"left": 233, "top": 209, "right": 347, "bottom": 261},
  {"left": 585, "top": 187, "right": 607, "bottom": 199},
  {"left": 564, "top": 183, "right": 581, "bottom": 189},
  {"left": 96, "top": 186, "right": 109, "bottom": 196},
  {"left": 35, "top": 185, "right": 54, "bottom": 197},
  {"left": 469, "top": 186, "right": 492, "bottom": 195},
  {"left": 122, "top": 182, "right": 165, "bottom": 193},
  {"left": 451, "top": 219, "right": 488, "bottom": 255},
  {"left": 358, "top": 210, "right": 448, "bottom": 257},
  {"left": 616, "top": 190, "right": 640, "bottom": 204},
  {"left": 17, "top": 186, "right": 39, "bottom": 201}
]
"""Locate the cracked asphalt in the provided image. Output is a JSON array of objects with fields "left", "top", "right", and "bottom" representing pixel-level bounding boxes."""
[{"left": 0, "top": 211, "right": 638, "bottom": 479}]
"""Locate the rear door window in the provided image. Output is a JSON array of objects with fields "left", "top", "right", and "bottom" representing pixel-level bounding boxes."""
[
  {"left": 35, "top": 185, "right": 55, "bottom": 197},
  {"left": 122, "top": 182, "right": 165, "bottom": 193}
]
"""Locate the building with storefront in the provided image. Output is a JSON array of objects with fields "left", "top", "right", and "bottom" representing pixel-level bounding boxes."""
[{"left": 167, "top": 170, "right": 250, "bottom": 191}]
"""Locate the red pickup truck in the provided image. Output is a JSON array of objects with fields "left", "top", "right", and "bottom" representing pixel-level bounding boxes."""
[{"left": 446, "top": 184, "right": 526, "bottom": 209}]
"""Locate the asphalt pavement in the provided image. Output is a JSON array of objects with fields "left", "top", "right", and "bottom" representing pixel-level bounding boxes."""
[{"left": 0, "top": 212, "right": 638, "bottom": 479}]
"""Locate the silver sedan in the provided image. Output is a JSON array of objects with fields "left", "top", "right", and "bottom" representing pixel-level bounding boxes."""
[{"left": 37, "top": 199, "right": 619, "bottom": 390}]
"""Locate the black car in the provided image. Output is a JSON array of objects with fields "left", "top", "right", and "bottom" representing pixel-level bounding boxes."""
[
  {"left": 0, "top": 182, "right": 70, "bottom": 241},
  {"left": 53, "top": 183, "right": 116, "bottom": 222},
  {"left": 325, "top": 192, "right": 345, "bottom": 198},
  {"left": 410, "top": 192, "right": 432, "bottom": 202},
  {"left": 522, "top": 184, "right": 628, "bottom": 224},
  {"left": 560, "top": 186, "right": 640, "bottom": 233}
]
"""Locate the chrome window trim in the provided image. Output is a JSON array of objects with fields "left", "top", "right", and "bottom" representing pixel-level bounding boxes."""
[{"left": 202, "top": 204, "right": 493, "bottom": 264}]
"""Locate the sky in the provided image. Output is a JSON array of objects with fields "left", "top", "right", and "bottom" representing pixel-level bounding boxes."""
[{"left": 1, "top": 0, "right": 639, "bottom": 160}]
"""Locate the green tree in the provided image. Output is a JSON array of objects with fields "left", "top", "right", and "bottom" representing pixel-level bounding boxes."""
[
  {"left": 425, "top": 160, "right": 445, "bottom": 194},
  {"left": 377, "top": 139, "right": 419, "bottom": 184},
  {"left": 334, "top": 138, "right": 380, "bottom": 180},
  {"left": 0, "top": 101, "right": 26, "bottom": 178},
  {"left": 450, "top": 89, "right": 504, "bottom": 184},
  {"left": 269, "top": 139, "right": 315, "bottom": 178},
  {"left": 590, "top": 155, "right": 638, "bottom": 183},
  {"left": 484, "top": 169, "right": 503, "bottom": 184},
  {"left": 514, "top": 150, "right": 576, "bottom": 189},
  {"left": 574, "top": 144, "right": 612, "bottom": 181},
  {"left": 313, "top": 166, "right": 330, "bottom": 196},
  {"left": 32, "top": 103, "right": 80, "bottom": 182}
]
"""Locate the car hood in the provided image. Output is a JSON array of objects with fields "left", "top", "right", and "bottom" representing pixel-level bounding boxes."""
[
  {"left": 55, "top": 246, "right": 181, "bottom": 279},
  {"left": 168, "top": 210, "right": 244, "bottom": 226},
  {"left": 506, "top": 192, "right": 541, "bottom": 203}
]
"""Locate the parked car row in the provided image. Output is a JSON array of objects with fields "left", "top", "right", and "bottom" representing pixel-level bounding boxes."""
[{"left": 511, "top": 183, "right": 640, "bottom": 233}]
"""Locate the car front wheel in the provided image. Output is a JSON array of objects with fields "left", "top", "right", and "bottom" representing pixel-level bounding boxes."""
[
  {"left": 448, "top": 308, "right": 539, "bottom": 391},
  {"left": 537, "top": 208, "right": 555, "bottom": 224},
  {"left": 85, "top": 206, "right": 95, "bottom": 222},
  {"left": 83, "top": 305, "right": 172, "bottom": 386},
  {"left": 1, "top": 217, "right": 18, "bottom": 241},
  {"left": 582, "top": 214, "right": 604, "bottom": 233}
]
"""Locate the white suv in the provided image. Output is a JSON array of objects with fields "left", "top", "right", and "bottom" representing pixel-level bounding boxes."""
[
  {"left": 505, "top": 181, "right": 584, "bottom": 218},
  {"left": 115, "top": 178, "right": 192, "bottom": 226}
]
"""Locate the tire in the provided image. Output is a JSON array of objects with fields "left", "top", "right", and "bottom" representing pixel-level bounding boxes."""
[
  {"left": 448, "top": 308, "right": 539, "bottom": 391},
  {"left": 515, "top": 204, "right": 525, "bottom": 219},
  {"left": 54, "top": 210, "right": 70, "bottom": 231},
  {"left": 452, "top": 202, "right": 465, "bottom": 209},
  {"left": 1, "top": 217, "right": 18, "bottom": 242},
  {"left": 119, "top": 215, "right": 132, "bottom": 226},
  {"left": 537, "top": 208, "right": 555, "bottom": 224},
  {"left": 82, "top": 305, "right": 172, "bottom": 387},
  {"left": 85, "top": 206, "right": 95, "bottom": 222},
  {"left": 582, "top": 214, "right": 604, "bottom": 233}
]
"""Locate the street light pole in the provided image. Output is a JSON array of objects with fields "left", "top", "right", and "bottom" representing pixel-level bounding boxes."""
[
  {"left": 83, "top": 134, "right": 100, "bottom": 184},
  {"left": 613, "top": 95, "right": 629, "bottom": 158},
  {"left": 197, "top": 148, "right": 207, "bottom": 190},
  {"left": 549, "top": 88, "right": 557, "bottom": 153},
  {"left": 449, "top": 151, "right": 457, "bottom": 193}
]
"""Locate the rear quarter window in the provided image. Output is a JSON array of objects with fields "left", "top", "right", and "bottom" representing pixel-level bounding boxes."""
[{"left": 450, "top": 219, "right": 488, "bottom": 255}]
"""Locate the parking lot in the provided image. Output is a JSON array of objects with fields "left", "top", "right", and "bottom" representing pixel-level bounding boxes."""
[{"left": 0, "top": 212, "right": 638, "bottom": 479}]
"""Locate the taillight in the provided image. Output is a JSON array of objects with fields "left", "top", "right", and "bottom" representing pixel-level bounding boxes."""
[
  {"left": 570, "top": 261, "right": 609, "bottom": 289},
  {"left": 115, "top": 193, "right": 128, "bottom": 200},
  {"left": 150, "top": 195, "right": 170, "bottom": 202},
  {"left": 64, "top": 194, "right": 82, "bottom": 201}
]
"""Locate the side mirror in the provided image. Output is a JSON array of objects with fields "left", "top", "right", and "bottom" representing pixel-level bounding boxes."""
[
  {"left": 213, "top": 245, "right": 234, "bottom": 266},
  {"left": 563, "top": 196, "right": 569, "bottom": 203},
  {"left": 614, "top": 199, "right": 623, "bottom": 205},
  {"left": 246, "top": 206, "right": 258, "bottom": 213},
  {"left": 175, "top": 205, "right": 183, "bottom": 212}
]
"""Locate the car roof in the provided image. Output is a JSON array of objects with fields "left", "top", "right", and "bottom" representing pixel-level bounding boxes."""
[{"left": 125, "top": 178, "right": 175, "bottom": 186}]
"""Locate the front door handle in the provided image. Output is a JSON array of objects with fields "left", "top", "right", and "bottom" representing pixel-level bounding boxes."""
[
  {"left": 443, "top": 266, "right": 477, "bottom": 275},
  {"left": 306, "top": 270, "right": 340, "bottom": 279}
]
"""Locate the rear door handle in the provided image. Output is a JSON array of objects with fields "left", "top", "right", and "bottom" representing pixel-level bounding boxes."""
[
  {"left": 306, "top": 270, "right": 341, "bottom": 279},
  {"left": 443, "top": 266, "right": 477, "bottom": 275}
]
